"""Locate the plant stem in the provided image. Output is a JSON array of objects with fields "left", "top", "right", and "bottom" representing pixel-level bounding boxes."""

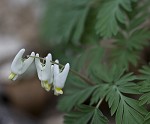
[
  {"left": 96, "top": 98, "right": 103, "bottom": 108},
  {"left": 28, "top": 55, "right": 95, "bottom": 85},
  {"left": 69, "top": 69, "right": 94, "bottom": 85},
  {"left": 52, "top": 59, "right": 94, "bottom": 85}
]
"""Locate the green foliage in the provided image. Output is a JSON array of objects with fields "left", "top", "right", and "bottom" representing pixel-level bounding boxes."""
[
  {"left": 58, "top": 55, "right": 147, "bottom": 123},
  {"left": 139, "top": 81, "right": 150, "bottom": 106},
  {"left": 90, "top": 84, "right": 109, "bottom": 105},
  {"left": 106, "top": 87, "right": 147, "bottom": 124},
  {"left": 58, "top": 46, "right": 104, "bottom": 111},
  {"left": 57, "top": 76, "right": 98, "bottom": 111},
  {"left": 41, "top": 0, "right": 92, "bottom": 45},
  {"left": 96, "top": 0, "right": 137, "bottom": 38},
  {"left": 139, "top": 64, "right": 150, "bottom": 80},
  {"left": 40, "top": 0, "right": 150, "bottom": 123},
  {"left": 90, "top": 64, "right": 147, "bottom": 123},
  {"left": 104, "top": 0, "right": 150, "bottom": 68},
  {"left": 110, "top": 0, "right": 150, "bottom": 68},
  {"left": 124, "top": 0, "right": 150, "bottom": 32},
  {"left": 143, "top": 112, "right": 150, "bottom": 124},
  {"left": 64, "top": 105, "right": 108, "bottom": 124},
  {"left": 137, "top": 65, "right": 150, "bottom": 124},
  {"left": 112, "top": 29, "right": 150, "bottom": 68},
  {"left": 41, "top": 0, "right": 149, "bottom": 50},
  {"left": 139, "top": 65, "right": 150, "bottom": 105},
  {"left": 72, "top": 46, "right": 104, "bottom": 72},
  {"left": 114, "top": 96, "right": 147, "bottom": 124}
]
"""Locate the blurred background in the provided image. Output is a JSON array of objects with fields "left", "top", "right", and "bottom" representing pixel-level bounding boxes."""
[{"left": 0, "top": 0, "right": 65, "bottom": 124}]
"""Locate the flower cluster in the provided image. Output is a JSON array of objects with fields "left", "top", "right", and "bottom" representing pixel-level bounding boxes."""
[{"left": 8, "top": 49, "right": 70, "bottom": 95}]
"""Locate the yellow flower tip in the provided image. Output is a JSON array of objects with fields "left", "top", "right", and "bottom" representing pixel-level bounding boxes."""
[
  {"left": 44, "top": 84, "right": 52, "bottom": 92},
  {"left": 8, "top": 72, "right": 16, "bottom": 80},
  {"left": 55, "top": 87, "right": 63, "bottom": 95},
  {"left": 41, "top": 81, "right": 51, "bottom": 92}
]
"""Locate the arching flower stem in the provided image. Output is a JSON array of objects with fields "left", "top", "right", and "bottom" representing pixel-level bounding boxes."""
[{"left": 27, "top": 55, "right": 95, "bottom": 86}]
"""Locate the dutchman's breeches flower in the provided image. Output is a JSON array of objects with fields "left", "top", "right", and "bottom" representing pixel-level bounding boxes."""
[
  {"left": 9, "top": 48, "right": 70, "bottom": 96},
  {"left": 53, "top": 60, "right": 70, "bottom": 95},
  {"left": 9, "top": 49, "right": 35, "bottom": 80},
  {"left": 35, "top": 53, "right": 53, "bottom": 91}
]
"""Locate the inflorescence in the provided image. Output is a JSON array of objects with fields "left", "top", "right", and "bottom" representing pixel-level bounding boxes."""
[{"left": 8, "top": 48, "right": 70, "bottom": 96}]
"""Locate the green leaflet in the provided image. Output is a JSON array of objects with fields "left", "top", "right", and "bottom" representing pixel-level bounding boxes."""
[
  {"left": 112, "top": 49, "right": 139, "bottom": 68},
  {"left": 64, "top": 105, "right": 108, "bottom": 124},
  {"left": 90, "top": 64, "right": 147, "bottom": 123},
  {"left": 144, "top": 112, "right": 150, "bottom": 124},
  {"left": 96, "top": 0, "right": 137, "bottom": 38},
  {"left": 115, "top": 99, "right": 144, "bottom": 124},
  {"left": 90, "top": 84, "right": 109, "bottom": 105},
  {"left": 128, "top": 0, "right": 150, "bottom": 31},
  {"left": 139, "top": 65, "right": 150, "bottom": 105},
  {"left": 58, "top": 83, "right": 98, "bottom": 111},
  {"left": 89, "top": 63, "right": 139, "bottom": 106},
  {"left": 91, "top": 109, "right": 108, "bottom": 124},
  {"left": 80, "top": 6, "right": 99, "bottom": 44},
  {"left": 58, "top": 46, "right": 104, "bottom": 111},
  {"left": 58, "top": 75, "right": 97, "bottom": 111},
  {"left": 41, "top": 0, "right": 91, "bottom": 45},
  {"left": 72, "top": 46, "right": 104, "bottom": 72},
  {"left": 139, "top": 64, "right": 150, "bottom": 79},
  {"left": 90, "top": 64, "right": 131, "bottom": 84},
  {"left": 112, "top": 29, "right": 150, "bottom": 68},
  {"left": 106, "top": 87, "right": 147, "bottom": 124},
  {"left": 139, "top": 91, "right": 150, "bottom": 106},
  {"left": 111, "top": 0, "right": 150, "bottom": 68}
]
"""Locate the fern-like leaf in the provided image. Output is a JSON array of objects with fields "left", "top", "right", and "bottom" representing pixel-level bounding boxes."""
[
  {"left": 96, "top": 0, "right": 137, "bottom": 37},
  {"left": 111, "top": 0, "right": 150, "bottom": 68},
  {"left": 41, "top": 0, "right": 91, "bottom": 45},
  {"left": 139, "top": 65, "right": 150, "bottom": 105},
  {"left": 112, "top": 29, "right": 150, "bottom": 68},
  {"left": 143, "top": 112, "right": 150, "bottom": 124},
  {"left": 57, "top": 75, "right": 98, "bottom": 112},
  {"left": 90, "top": 64, "right": 147, "bottom": 123},
  {"left": 64, "top": 105, "right": 108, "bottom": 124}
]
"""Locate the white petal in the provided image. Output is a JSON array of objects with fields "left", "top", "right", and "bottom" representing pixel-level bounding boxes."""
[
  {"left": 54, "top": 60, "right": 60, "bottom": 77},
  {"left": 21, "top": 52, "right": 35, "bottom": 74},
  {"left": 35, "top": 53, "right": 42, "bottom": 69},
  {"left": 54, "top": 63, "right": 70, "bottom": 88},
  {"left": 12, "top": 49, "right": 25, "bottom": 64},
  {"left": 41, "top": 54, "right": 51, "bottom": 81},
  {"left": 35, "top": 53, "right": 42, "bottom": 80},
  {"left": 11, "top": 49, "right": 25, "bottom": 74},
  {"left": 35, "top": 53, "right": 53, "bottom": 84},
  {"left": 61, "top": 63, "right": 70, "bottom": 78},
  {"left": 46, "top": 54, "right": 53, "bottom": 83},
  {"left": 45, "top": 53, "right": 52, "bottom": 69},
  {"left": 49, "top": 65, "right": 54, "bottom": 83}
]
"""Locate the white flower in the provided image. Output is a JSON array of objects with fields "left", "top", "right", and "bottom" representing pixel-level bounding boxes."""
[
  {"left": 35, "top": 53, "right": 53, "bottom": 91},
  {"left": 8, "top": 48, "right": 35, "bottom": 80},
  {"left": 53, "top": 60, "right": 70, "bottom": 95}
]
